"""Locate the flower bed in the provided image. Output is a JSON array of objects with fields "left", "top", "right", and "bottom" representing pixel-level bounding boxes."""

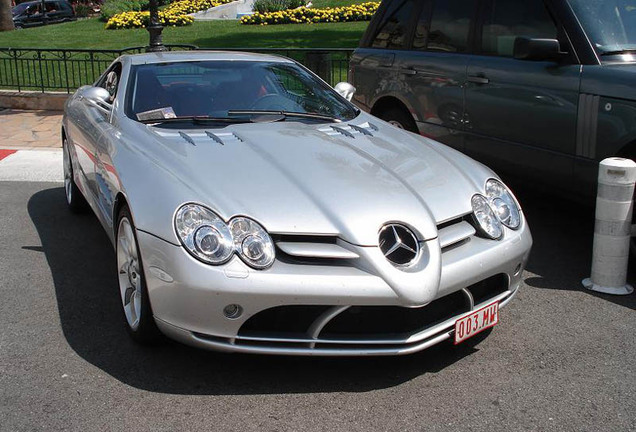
[
  {"left": 105, "top": 0, "right": 234, "bottom": 29},
  {"left": 240, "top": 2, "right": 379, "bottom": 25}
]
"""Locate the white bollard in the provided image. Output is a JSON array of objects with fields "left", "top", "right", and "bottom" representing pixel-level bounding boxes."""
[{"left": 583, "top": 157, "right": 636, "bottom": 295}]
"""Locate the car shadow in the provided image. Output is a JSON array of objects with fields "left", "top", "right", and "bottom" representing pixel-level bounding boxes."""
[
  {"left": 28, "top": 186, "right": 488, "bottom": 396},
  {"left": 514, "top": 187, "right": 636, "bottom": 311}
]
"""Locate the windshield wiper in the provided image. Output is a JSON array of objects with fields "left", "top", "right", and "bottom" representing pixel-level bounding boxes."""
[
  {"left": 227, "top": 110, "right": 341, "bottom": 123},
  {"left": 600, "top": 49, "right": 636, "bottom": 57},
  {"left": 139, "top": 116, "right": 252, "bottom": 125}
]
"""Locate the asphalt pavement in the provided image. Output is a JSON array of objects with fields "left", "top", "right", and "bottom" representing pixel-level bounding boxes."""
[{"left": 0, "top": 180, "right": 635, "bottom": 432}]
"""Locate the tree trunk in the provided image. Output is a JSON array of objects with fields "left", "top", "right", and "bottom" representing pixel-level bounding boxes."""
[{"left": 0, "top": 0, "right": 15, "bottom": 32}]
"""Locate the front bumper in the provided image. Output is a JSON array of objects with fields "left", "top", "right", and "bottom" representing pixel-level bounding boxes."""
[{"left": 138, "top": 219, "right": 532, "bottom": 356}]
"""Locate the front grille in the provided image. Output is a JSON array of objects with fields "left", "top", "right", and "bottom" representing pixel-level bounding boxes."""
[
  {"left": 436, "top": 215, "right": 476, "bottom": 250},
  {"left": 240, "top": 305, "right": 330, "bottom": 335},
  {"left": 320, "top": 291, "right": 468, "bottom": 338},
  {"left": 469, "top": 274, "right": 508, "bottom": 306},
  {"left": 235, "top": 274, "right": 510, "bottom": 351}
]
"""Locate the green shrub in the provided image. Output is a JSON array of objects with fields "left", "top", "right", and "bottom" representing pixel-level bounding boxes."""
[
  {"left": 74, "top": 4, "right": 92, "bottom": 18},
  {"left": 100, "top": 0, "right": 171, "bottom": 21},
  {"left": 253, "top": 0, "right": 306, "bottom": 14}
]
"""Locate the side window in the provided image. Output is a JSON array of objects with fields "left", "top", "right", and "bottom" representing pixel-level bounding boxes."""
[
  {"left": 412, "top": 1, "right": 433, "bottom": 50},
  {"left": 481, "top": 0, "right": 557, "bottom": 57},
  {"left": 427, "top": 0, "right": 477, "bottom": 53},
  {"left": 370, "top": 0, "right": 417, "bottom": 50}
]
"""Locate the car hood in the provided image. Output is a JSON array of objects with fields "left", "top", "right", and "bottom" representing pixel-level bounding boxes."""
[{"left": 117, "top": 113, "right": 493, "bottom": 247}]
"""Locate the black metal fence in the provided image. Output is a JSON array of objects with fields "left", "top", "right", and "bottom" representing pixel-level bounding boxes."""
[{"left": 0, "top": 45, "right": 354, "bottom": 93}]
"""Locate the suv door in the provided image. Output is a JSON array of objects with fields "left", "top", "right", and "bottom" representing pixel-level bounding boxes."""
[
  {"left": 351, "top": 0, "right": 477, "bottom": 152},
  {"left": 464, "top": 0, "right": 581, "bottom": 191},
  {"left": 350, "top": 0, "right": 423, "bottom": 127},
  {"left": 396, "top": 0, "right": 478, "bottom": 151}
]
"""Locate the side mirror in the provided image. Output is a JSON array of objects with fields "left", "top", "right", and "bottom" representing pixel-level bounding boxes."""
[
  {"left": 334, "top": 82, "right": 356, "bottom": 102},
  {"left": 513, "top": 37, "right": 564, "bottom": 61},
  {"left": 82, "top": 86, "right": 112, "bottom": 114}
]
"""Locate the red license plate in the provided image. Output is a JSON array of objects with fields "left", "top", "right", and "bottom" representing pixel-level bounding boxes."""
[{"left": 454, "top": 301, "right": 499, "bottom": 344}]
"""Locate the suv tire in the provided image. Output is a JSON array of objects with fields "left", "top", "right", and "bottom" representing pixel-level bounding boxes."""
[{"left": 378, "top": 107, "right": 418, "bottom": 134}]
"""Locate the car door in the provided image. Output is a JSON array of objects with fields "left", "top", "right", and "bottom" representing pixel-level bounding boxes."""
[
  {"left": 23, "top": 3, "right": 43, "bottom": 27},
  {"left": 45, "top": 1, "right": 64, "bottom": 23},
  {"left": 93, "top": 64, "right": 123, "bottom": 230},
  {"left": 464, "top": 0, "right": 581, "bottom": 191},
  {"left": 66, "top": 62, "right": 120, "bottom": 215},
  {"left": 394, "top": 0, "right": 478, "bottom": 151}
]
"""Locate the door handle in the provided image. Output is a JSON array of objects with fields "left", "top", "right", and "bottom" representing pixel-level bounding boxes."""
[
  {"left": 467, "top": 75, "right": 490, "bottom": 85},
  {"left": 399, "top": 68, "right": 418, "bottom": 76}
]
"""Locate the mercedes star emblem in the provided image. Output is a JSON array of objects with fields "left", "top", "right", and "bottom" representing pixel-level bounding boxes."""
[{"left": 378, "top": 224, "right": 420, "bottom": 267}]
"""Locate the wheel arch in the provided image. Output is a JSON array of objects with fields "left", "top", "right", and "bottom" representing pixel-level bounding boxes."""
[
  {"left": 370, "top": 96, "right": 414, "bottom": 119},
  {"left": 616, "top": 139, "right": 636, "bottom": 161},
  {"left": 113, "top": 193, "right": 130, "bottom": 235}
]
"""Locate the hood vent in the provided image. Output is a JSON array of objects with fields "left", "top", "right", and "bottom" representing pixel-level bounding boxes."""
[
  {"left": 179, "top": 131, "right": 196, "bottom": 146},
  {"left": 318, "top": 122, "right": 378, "bottom": 139},
  {"left": 205, "top": 131, "right": 244, "bottom": 146}
]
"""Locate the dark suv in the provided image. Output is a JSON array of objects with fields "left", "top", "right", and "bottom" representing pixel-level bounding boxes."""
[
  {"left": 12, "top": 1, "right": 75, "bottom": 29},
  {"left": 350, "top": 0, "right": 636, "bottom": 199}
]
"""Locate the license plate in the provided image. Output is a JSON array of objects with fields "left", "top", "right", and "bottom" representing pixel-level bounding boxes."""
[{"left": 454, "top": 301, "right": 499, "bottom": 344}]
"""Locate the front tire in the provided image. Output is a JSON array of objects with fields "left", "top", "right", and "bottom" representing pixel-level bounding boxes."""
[
  {"left": 377, "top": 107, "right": 418, "bottom": 133},
  {"left": 62, "top": 138, "right": 87, "bottom": 213},
  {"left": 116, "top": 205, "right": 162, "bottom": 344}
]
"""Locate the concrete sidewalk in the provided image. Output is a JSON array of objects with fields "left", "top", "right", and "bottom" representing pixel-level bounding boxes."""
[{"left": 0, "top": 109, "right": 62, "bottom": 149}]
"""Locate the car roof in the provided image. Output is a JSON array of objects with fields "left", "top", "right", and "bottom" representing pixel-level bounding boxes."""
[
  {"left": 123, "top": 50, "right": 296, "bottom": 66},
  {"left": 18, "top": 0, "right": 65, "bottom": 4}
]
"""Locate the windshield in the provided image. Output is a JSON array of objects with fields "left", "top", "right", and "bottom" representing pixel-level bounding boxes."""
[
  {"left": 125, "top": 60, "right": 358, "bottom": 123},
  {"left": 568, "top": 0, "right": 636, "bottom": 55},
  {"left": 12, "top": 3, "right": 30, "bottom": 16}
]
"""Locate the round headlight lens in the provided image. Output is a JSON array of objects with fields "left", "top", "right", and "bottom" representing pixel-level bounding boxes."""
[
  {"left": 485, "top": 179, "right": 520, "bottom": 229},
  {"left": 175, "top": 204, "right": 233, "bottom": 264},
  {"left": 230, "top": 217, "right": 275, "bottom": 269},
  {"left": 471, "top": 194, "right": 503, "bottom": 239}
]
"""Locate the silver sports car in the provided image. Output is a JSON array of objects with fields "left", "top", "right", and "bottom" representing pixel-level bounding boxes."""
[{"left": 62, "top": 51, "right": 532, "bottom": 356}]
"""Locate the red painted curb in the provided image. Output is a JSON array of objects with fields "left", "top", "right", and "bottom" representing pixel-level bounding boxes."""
[{"left": 0, "top": 150, "right": 17, "bottom": 162}]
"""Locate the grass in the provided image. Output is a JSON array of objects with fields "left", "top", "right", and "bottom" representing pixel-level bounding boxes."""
[{"left": 0, "top": 18, "right": 369, "bottom": 49}]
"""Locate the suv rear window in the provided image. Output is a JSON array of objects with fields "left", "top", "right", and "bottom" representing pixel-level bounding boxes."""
[{"left": 370, "top": 0, "right": 418, "bottom": 50}]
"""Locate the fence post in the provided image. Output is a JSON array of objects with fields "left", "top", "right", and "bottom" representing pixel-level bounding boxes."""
[
  {"left": 582, "top": 157, "right": 636, "bottom": 295},
  {"left": 11, "top": 49, "right": 21, "bottom": 92}
]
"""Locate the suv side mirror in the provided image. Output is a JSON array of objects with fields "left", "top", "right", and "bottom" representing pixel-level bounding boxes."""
[
  {"left": 513, "top": 37, "right": 564, "bottom": 61},
  {"left": 334, "top": 82, "right": 356, "bottom": 101}
]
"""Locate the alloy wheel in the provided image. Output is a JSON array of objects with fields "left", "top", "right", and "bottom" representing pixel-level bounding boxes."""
[{"left": 117, "top": 217, "right": 142, "bottom": 331}]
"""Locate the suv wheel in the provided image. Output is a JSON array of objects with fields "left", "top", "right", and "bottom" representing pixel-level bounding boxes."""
[{"left": 377, "top": 107, "right": 418, "bottom": 134}]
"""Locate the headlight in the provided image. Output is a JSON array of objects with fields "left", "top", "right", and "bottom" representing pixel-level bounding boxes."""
[
  {"left": 174, "top": 204, "right": 275, "bottom": 269},
  {"left": 175, "top": 204, "right": 234, "bottom": 264},
  {"left": 471, "top": 194, "right": 503, "bottom": 240},
  {"left": 485, "top": 179, "right": 521, "bottom": 229},
  {"left": 230, "top": 217, "right": 275, "bottom": 269}
]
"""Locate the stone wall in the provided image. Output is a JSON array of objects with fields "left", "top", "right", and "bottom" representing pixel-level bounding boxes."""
[{"left": 0, "top": 91, "right": 69, "bottom": 111}]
